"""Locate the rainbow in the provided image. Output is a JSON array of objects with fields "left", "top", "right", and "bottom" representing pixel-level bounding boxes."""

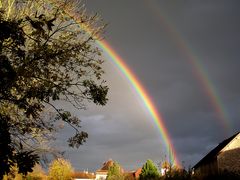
[
  {"left": 41, "top": 0, "right": 180, "bottom": 166},
  {"left": 144, "top": 1, "right": 231, "bottom": 136},
  {"left": 98, "top": 40, "right": 180, "bottom": 166}
]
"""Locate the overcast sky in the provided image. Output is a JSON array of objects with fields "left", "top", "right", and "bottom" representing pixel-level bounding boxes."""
[{"left": 56, "top": 0, "right": 240, "bottom": 171}]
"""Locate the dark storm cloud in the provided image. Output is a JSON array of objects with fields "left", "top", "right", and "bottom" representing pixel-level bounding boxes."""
[{"left": 56, "top": 0, "right": 240, "bottom": 170}]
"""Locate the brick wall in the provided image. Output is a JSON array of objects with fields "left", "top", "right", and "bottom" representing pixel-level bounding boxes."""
[
  {"left": 195, "top": 159, "right": 218, "bottom": 175},
  {"left": 217, "top": 135, "right": 240, "bottom": 172}
]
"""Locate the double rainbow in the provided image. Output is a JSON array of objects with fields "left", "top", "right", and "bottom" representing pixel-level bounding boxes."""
[{"left": 47, "top": 0, "right": 180, "bottom": 166}]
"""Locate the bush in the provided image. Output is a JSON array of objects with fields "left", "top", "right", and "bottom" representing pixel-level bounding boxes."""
[
  {"left": 48, "top": 158, "right": 73, "bottom": 180},
  {"left": 139, "top": 159, "right": 160, "bottom": 180},
  {"left": 106, "top": 161, "right": 124, "bottom": 180},
  {"left": 26, "top": 164, "right": 47, "bottom": 180}
]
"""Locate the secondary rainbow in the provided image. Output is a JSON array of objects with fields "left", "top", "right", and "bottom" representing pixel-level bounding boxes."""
[
  {"left": 145, "top": 1, "right": 231, "bottom": 135},
  {"left": 47, "top": 0, "right": 180, "bottom": 166}
]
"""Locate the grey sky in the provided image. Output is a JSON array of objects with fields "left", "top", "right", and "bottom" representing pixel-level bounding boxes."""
[{"left": 56, "top": 0, "right": 240, "bottom": 171}]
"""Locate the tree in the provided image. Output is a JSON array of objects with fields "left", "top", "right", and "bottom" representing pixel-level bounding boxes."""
[
  {"left": 161, "top": 161, "right": 171, "bottom": 175},
  {"left": 106, "top": 161, "right": 124, "bottom": 180},
  {"left": 3, "top": 164, "right": 23, "bottom": 180},
  {"left": 26, "top": 164, "right": 47, "bottom": 180},
  {"left": 0, "top": 0, "right": 108, "bottom": 177},
  {"left": 139, "top": 159, "right": 160, "bottom": 180},
  {"left": 48, "top": 158, "right": 73, "bottom": 180}
]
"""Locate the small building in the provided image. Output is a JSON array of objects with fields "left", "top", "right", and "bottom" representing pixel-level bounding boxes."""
[
  {"left": 95, "top": 159, "right": 114, "bottom": 180},
  {"left": 95, "top": 170, "right": 108, "bottom": 180},
  {"left": 72, "top": 170, "right": 95, "bottom": 180},
  {"left": 95, "top": 159, "right": 125, "bottom": 180},
  {"left": 124, "top": 168, "right": 142, "bottom": 180},
  {"left": 133, "top": 167, "right": 142, "bottom": 179},
  {"left": 193, "top": 132, "right": 240, "bottom": 175},
  {"left": 161, "top": 161, "right": 171, "bottom": 175}
]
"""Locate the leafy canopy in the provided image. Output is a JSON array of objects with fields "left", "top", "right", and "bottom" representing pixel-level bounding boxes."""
[
  {"left": 106, "top": 161, "right": 124, "bottom": 180},
  {"left": 139, "top": 159, "right": 160, "bottom": 180},
  {"left": 48, "top": 158, "right": 73, "bottom": 180},
  {"left": 0, "top": 0, "right": 108, "bottom": 177}
]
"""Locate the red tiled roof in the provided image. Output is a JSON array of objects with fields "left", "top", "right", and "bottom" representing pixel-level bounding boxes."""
[
  {"left": 95, "top": 171, "right": 108, "bottom": 175},
  {"left": 123, "top": 172, "right": 135, "bottom": 180},
  {"left": 99, "top": 159, "right": 114, "bottom": 170},
  {"left": 134, "top": 167, "right": 142, "bottom": 178},
  {"left": 96, "top": 159, "right": 125, "bottom": 174},
  {"left": 72, "top": 172, "right": 95, "bottom": 179}
]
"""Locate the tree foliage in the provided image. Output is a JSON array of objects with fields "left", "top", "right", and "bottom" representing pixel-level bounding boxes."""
[
  {"left": 3, "top": 164, "right": 23, "bottom": 180},
  {"left": 139, "top": 159, "right": 160, "bottom": 180},
  {"left": 26, "top": 164, "right": 47, "bottom": 180},
  {"left": 48, "top": 158, "right": 73, "bottom": 180},
  {"left": 106, "top": 161, "right": 124, "bottom": 180},
  {"left": 0, "top": 0, "right": 108, "bottom": 177}
]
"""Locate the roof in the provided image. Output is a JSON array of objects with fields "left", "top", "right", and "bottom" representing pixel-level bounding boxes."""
[
  {"left": 72, "top": 172, "right": 95, "bottom": 179},
  {"left": 96, "top": 159, "right": 114, "bottom": 173},
  {"left": 193, "top": 132, "right": 240, "bottom": 169},
  {"left": 100, "top": 159, "right": 114, "bottom": 170},
  {"left": 124, "top": 172, "right": 135, "bottom": 179},
  {"left": 133, "top": 168, "right": 142, "bottom": 178},
  {"left": 96, "top": 159, "right": 125, "bottom": 174},
  {"left": 95, "top": 170, "right": 108, "bottom": 175}
]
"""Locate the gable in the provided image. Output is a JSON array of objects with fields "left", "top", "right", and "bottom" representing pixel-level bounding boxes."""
[
  {"left": 220, "top": 133, "right": 240, "bottom": 153},
  {"left": 193, "top": 132, "right": 240, "bottom": 169}
]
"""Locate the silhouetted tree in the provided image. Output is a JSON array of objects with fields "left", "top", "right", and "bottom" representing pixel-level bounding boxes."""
[{"left": 0, "top": 0, "right": 107, "bottom": 177}]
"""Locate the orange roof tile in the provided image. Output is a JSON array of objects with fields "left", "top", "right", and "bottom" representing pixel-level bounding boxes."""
[{"left": 72, "top": 171, "right": 95, "bottom": 179}]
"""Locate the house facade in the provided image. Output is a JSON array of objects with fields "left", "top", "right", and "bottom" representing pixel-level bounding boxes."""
[
  {"left": 73, "top": 159, "right": 127, "bottom": 180},
  {"left": 95, "top": 170, "right": 108, "bottom": 180},
  {"left": 194, "top": 132, "right": 240, "bottom": 175},
  {"left": 72, "top": 171, "right": 95, "bottom": 180},
  {"left": 217, "top": 132, "right": 240, "bottom": 172},
  {"left": 95, "top": 159, "right": 115, "bottom": 180}
]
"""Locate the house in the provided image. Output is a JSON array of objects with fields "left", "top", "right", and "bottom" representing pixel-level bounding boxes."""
[
  {"left": 193, "top": 132, "right": 240, "bottom": 175},
  {"left": 133, "top": 167, "right": 142, "bottom": 179},
  {"left": 123, "top": 168, "right": 142, "bottom": 180},
  {"left": 72, "top": 171, "right": 95, "bottom": 180},
  {"left": 161, "top": 161, "right": 171, "bottom": 175},
  {"left": 95, "top": 170, "right": 108, "bottom": 180},
  {"left": 95, "top": 159, "right": 115, "bottom": 180},
  {"left": 123, "top": 171, "right": 136, "bottom": 180},
  {"left": 72, "top": 159, "right": 126, "bottom": 180}
]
